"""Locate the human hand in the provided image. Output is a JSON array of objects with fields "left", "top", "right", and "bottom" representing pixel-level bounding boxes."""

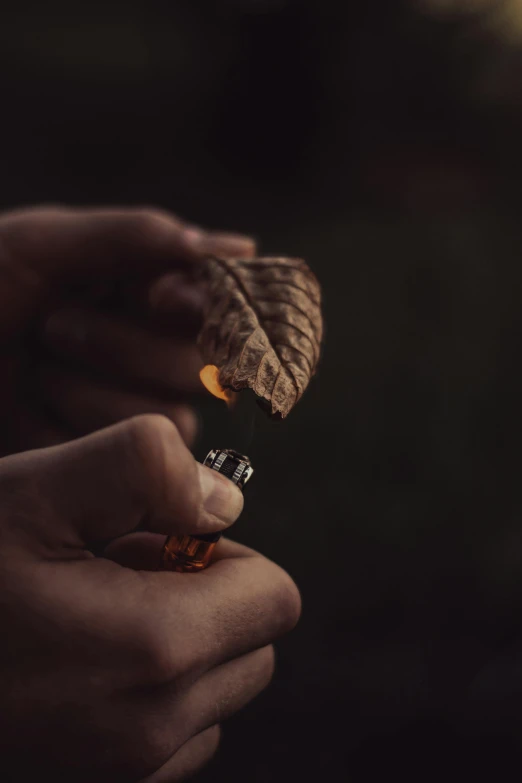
[
  {"left": 0, "top": 414, "right": 300, "bottom": 782},
  {"left": 0, "top": 206, "right": 255, "bottom": 455}
]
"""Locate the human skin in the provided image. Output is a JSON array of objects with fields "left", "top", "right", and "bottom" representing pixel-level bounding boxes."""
[
  {"left": 0, "top": 205, "right": 256, "bottom": 455},
  {"left": 0, "top": 413, "right": 301, "bottom": 782},
  {"left": 0, "top": 206, "right": 300, "bottom": 780}
]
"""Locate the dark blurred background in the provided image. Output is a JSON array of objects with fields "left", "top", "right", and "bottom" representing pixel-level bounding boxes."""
[{"left": 4, "top": 0, "right": 522, "bottom": 780}]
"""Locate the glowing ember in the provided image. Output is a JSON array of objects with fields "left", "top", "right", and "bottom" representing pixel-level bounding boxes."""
[{"left": 199, "top": 365, "right": 236, "bottom": 408}]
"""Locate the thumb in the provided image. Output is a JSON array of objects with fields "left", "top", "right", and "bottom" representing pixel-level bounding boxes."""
[{"left": 10, "top": 415, "right": 243, "bottom": 552}]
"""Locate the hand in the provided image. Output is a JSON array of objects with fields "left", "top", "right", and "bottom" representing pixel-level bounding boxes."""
[
  {"left": 0, "top": 206, "right": 256, "bottom": 455},
  {"left": 0, "top": 414, "right": 300, "bottom": 782}
]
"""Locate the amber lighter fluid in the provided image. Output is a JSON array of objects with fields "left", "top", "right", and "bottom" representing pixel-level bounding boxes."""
[{"left": 162, "top": 449, "right": 254, "bottom": 573}]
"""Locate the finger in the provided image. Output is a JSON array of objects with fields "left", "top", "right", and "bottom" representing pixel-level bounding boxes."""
[
  {"left": 145, "top": 272, "right": 208, "bottom": 331},
  {"left": 179, "top": 646, "right": 275, "bottom": 735},
  {"left": 1, "top": 207, "right": 198, "bottom": 280},
  {"left": 105, "top": 272, "right": 208, "bottom": 336},
  {"left": 43, "top": 308, "right": 204, "bottom": 396},
  {"left": 141, "top": 647, "right": 273, "bottom": 779},
  {"left": 141, "top": 648, "right": 272, "bottom": 781},
  {"left": 140, "top": 725, "right": 221, "bottom": 783},
  {"left": 138, "top": 539, "right": 301, "bottom": 672},
  {"left": 179, "top": 227, "right": 257, "bottom": 260},
  {"left": 0, "top": 206, "right": 257, "bottom": 281},
  {"left": 31, "top": 414, "right": 243, "bottom": 546},
  {"left": 38, "top": 362, "right": 199, "bottom": 445},
  {"left": 125, "top": 226, "right": 257, "bottom": 329}
]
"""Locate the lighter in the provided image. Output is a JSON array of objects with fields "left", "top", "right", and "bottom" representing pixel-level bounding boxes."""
[{"left": 161, "top": 449, "right": 254, "bottom": 573}]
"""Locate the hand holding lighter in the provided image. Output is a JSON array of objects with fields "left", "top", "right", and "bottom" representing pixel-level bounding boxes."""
[{"left": 162, "top": 449, "right": 254, "bottom": 573}]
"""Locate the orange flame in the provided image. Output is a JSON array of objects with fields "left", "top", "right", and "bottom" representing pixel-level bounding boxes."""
[{"left": 199, "top": 365, "right": 236, "bottom": 408}]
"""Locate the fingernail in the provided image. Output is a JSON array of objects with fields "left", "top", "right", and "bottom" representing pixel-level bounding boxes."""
[
  {"left": 44, "top": 310, "right": 88, "bottom": 347},
  {"left": 183, "top": 226, "right": 256, "bottom": 258},
  {"left": 198, "top": 463, "right": 244, "bottom": 528},
  {"left": 205, "top": 231, "right": 257, "bottom": 258}
]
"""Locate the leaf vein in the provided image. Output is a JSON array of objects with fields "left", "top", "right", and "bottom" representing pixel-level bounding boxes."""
[
  {"left": 254, "top": 294, "right": 321, "bottom": 319},
  {"left": 246, "top": 280, "right": 321, "bottom": 306},
  {"left": 275, "top": 342, "right": 314, "bottom": 376},
  {"left": 261, "top": 316, "right": 318, "bottom": 365}
]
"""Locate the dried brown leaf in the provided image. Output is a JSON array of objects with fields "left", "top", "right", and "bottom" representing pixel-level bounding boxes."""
[{"left": 198, "top": 256, "right": 323, "bottom": 418}]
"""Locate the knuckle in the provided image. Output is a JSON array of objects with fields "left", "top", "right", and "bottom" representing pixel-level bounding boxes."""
[
  {"left": 127, "top": 207, "right": 180, "bottom": 244},
  {"left": 123, "top": 413, "right": 181, "bottom": 476},
  {"left": 137, "top": 627, "right": 187, "bottom": 685},
  {"left": 127, "top": 721, "right": 176, "bottom": 779},
  {"left": 125, "top": 413, "right": 180, "bottom": 450},
  {"left": 170, "top": 406, "right": 199, "bottom": 448},
  {"left": 120, "top": 413, "right": 199, "bottom": 533},
  {"left": 201, "top": 724, "right": 221, "bottom": 760},
  {"left": 122, "top": 412, "right": 186, "bottom": 505},
  {"left": 271, "top": 567, "right": 302, "bottom": 634},
  {"left": 168, "top": 725, "right": 221, "bottom": 780},
  {"left": 256, "top": 644, "right": 276, "bottom": 687}
]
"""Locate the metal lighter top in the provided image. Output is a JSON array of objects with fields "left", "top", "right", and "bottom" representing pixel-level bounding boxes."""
[
  {"left": 203, "top": 449, "right": 254, "bottom": 490},
  {"left": 162, "top": 449, "right": 254, "bottom": 573}
]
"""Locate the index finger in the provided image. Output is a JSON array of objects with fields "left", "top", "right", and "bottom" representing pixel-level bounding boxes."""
[
  {"left": 139, "top": 538, "right": 302, "bottom": 674},
  {"left": 0, "top": 206, "right": 257, "bottom": 281}
]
